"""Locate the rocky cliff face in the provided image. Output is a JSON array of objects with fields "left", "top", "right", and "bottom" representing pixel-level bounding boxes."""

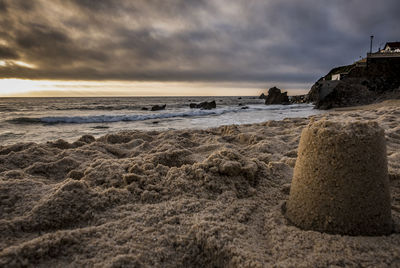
[{"left": 307, "top": 57, "right": 400, "bottom": 109}]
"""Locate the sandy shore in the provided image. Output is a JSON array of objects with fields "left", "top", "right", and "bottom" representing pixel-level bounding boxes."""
[{"left": 1, "top": 100, "right": 399, "bottom": 267}]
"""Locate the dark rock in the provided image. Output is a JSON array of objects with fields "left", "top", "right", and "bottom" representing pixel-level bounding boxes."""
[
  {"left": 238, "top": 97, "right": 242, "bottom": 99},
  {"left": 241, "top": 106, "right": 249, "bottom": 110},
  {"left": 141, "top": 107, "right": 149, "bottom": 111},
  {"left": 151, "top": 104, "right": 166, "bottom": 111},
  {"left": 265, "top": 87, "right": 289, "bottom": 105},
  {"left": 307, "top": 79, "right": 340, "bottom": 104},
  {"left": 189, "top": 100, "right": 216, "bottom": 110},
  {"left": 289, "top": 95, "right": 307, "bottom": 104},
  {"left": 202, "top": 101, "right": 216, "bottom": 110},
  {"left": 259, "top": 93, "right": 266, "bottom": 99},
  {"left": 238, "top": 103, "right": 243, "bottom": 106},
  {"left": 307, "top": 57, "right": 400, "bottom": 109},
  {"left": 313, "top": 80, "right": 377, "bottom": 109}
]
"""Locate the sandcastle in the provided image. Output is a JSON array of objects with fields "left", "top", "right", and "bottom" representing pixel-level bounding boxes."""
[{"left": 286, "top": 119, "right": 392, "bottom": 236}]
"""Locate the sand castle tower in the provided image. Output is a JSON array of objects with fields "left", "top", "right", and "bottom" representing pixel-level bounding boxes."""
[{"left": 286, "top": 119, "right": 392, "bottom": 235}]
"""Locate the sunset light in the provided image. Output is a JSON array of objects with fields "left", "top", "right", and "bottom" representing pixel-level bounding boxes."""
[
  {"left": 0, "top": 79, "right": 308, "bottom": 97},
  {"left": 1, "top": 0, "right": 399, "bottom": 266}
]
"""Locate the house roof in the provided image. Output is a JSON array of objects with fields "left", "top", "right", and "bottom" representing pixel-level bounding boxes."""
[{"left": 384, "top": 42, "right": 400, "bottom": 49}]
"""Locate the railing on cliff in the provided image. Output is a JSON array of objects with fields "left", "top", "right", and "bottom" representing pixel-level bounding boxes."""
[{"left": 367, "top": 52, "right": 400, "bottom": 58}]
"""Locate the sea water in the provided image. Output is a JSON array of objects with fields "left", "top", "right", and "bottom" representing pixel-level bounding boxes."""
[{"left": 0, "top": 96, "right": 323, "bottom": 145}]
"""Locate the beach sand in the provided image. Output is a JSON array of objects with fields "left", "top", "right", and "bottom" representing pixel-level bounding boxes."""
[{"left": 1, "top": 100, "right": 399, "bottom": 267}]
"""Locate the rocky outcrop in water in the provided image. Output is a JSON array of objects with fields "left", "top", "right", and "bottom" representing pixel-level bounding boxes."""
[
  {"left": 151, "top": 104, "right": 166, "bottom": 111},
  {"left": 265, "top": 87, "right": 289, "bottom": 105},
  {"left": 189, "top": 101, "right": 216, "bottom": 110}
]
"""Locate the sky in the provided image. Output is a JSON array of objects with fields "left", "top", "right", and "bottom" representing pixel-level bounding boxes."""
[{"left": 0, "top": 0, "right": 399, "bottom": 96}]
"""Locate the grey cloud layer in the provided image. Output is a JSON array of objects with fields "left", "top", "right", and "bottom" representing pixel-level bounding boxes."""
[{"left": 0, "top": 0, "right": 399, "bottom": 84}]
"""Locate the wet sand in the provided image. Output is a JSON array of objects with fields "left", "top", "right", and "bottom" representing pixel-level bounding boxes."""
[{"left": 1, "top": 100, "right": 399, "bottom": 267}]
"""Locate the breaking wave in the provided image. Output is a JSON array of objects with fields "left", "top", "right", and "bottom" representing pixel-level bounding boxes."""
[{"left": 7, "top": 104, "right": 313, "bottom": 125}]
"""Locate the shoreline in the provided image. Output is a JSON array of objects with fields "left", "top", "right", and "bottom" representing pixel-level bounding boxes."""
[
  {"left": 0, "top": 100, "right": 399, "bottom": 266},
  {"left": 0, "top": 98, "right": 321, "bottom": 146}
]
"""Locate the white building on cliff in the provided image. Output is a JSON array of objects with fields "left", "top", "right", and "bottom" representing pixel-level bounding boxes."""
[{"left": 381, "top": 42, "right": 400, "bottom": 53}]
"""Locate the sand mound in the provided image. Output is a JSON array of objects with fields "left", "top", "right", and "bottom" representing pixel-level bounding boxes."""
[
  {"left": 286, "top": 119, "right": 392, "bottom": 235},
  {"left": 26, "top": 157, "right": 80, "bottom": 181},
  {"left": 28, "top": 180, "right": 95, "bottom": 230},
  {"left": 1, "top": 101, "right": 400, "bottom": 267}
]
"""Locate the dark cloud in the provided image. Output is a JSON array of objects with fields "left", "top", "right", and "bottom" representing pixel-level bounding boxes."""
[
  {"left": 0, "top": 45, "right": 18, "bottom": 59},
  {"left": 0, "top": 0, "right": 399, "bottom": 88},
  {"left": 16, "top": 24, "right": 70, "bottom": 49},
  {"left": 69, "top": 0, "right": 117, "bottom": 11}
]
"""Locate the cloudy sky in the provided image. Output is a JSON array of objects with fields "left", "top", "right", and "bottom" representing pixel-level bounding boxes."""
[{"left": 0, "top": 0, "right": 399, "bottom": 96}]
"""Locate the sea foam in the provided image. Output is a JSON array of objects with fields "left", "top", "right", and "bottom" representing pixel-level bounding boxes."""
[{"left": 8, "top": 104, "right": 310, "bottom": 125}]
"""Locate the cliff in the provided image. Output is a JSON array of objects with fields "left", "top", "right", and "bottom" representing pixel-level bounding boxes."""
[{"left": 307, "top": 56, "right": 400, "bottom": 109}]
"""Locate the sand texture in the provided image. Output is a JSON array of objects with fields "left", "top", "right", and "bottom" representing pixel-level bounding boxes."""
[
  {"left": 287, "top": 119, "right": 392, "bottom": 235},
  {"left": 1, "top": 100, "right": 400, "bottom": 267}
]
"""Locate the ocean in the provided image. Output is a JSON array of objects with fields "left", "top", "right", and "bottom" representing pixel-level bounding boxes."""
[{"left": 0, "top": 96, "right": 323, "bottom": 145}]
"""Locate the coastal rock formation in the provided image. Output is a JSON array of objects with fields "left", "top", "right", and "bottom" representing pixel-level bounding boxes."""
[
  {"left": 189, "top": 100, "right": 216, "bottom": 110},
  {"left": 289, "top": 94, "right": 307, "bottom": 104},
  {"left": 265, "top": 87, "right": 289, "bottom": 105},
  {"left": 307, "top": 57, "right": 400, "bottom": 109},
  {"left": 151, "top": 104, "right": 166, "bottom": 111},
  {"left": 260, "top": 90, "right": 305, "bottom": 104}
]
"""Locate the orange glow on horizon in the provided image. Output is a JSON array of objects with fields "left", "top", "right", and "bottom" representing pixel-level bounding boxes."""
[{"left": 0, "top": 79, "right": 309, "bottom": 97}]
